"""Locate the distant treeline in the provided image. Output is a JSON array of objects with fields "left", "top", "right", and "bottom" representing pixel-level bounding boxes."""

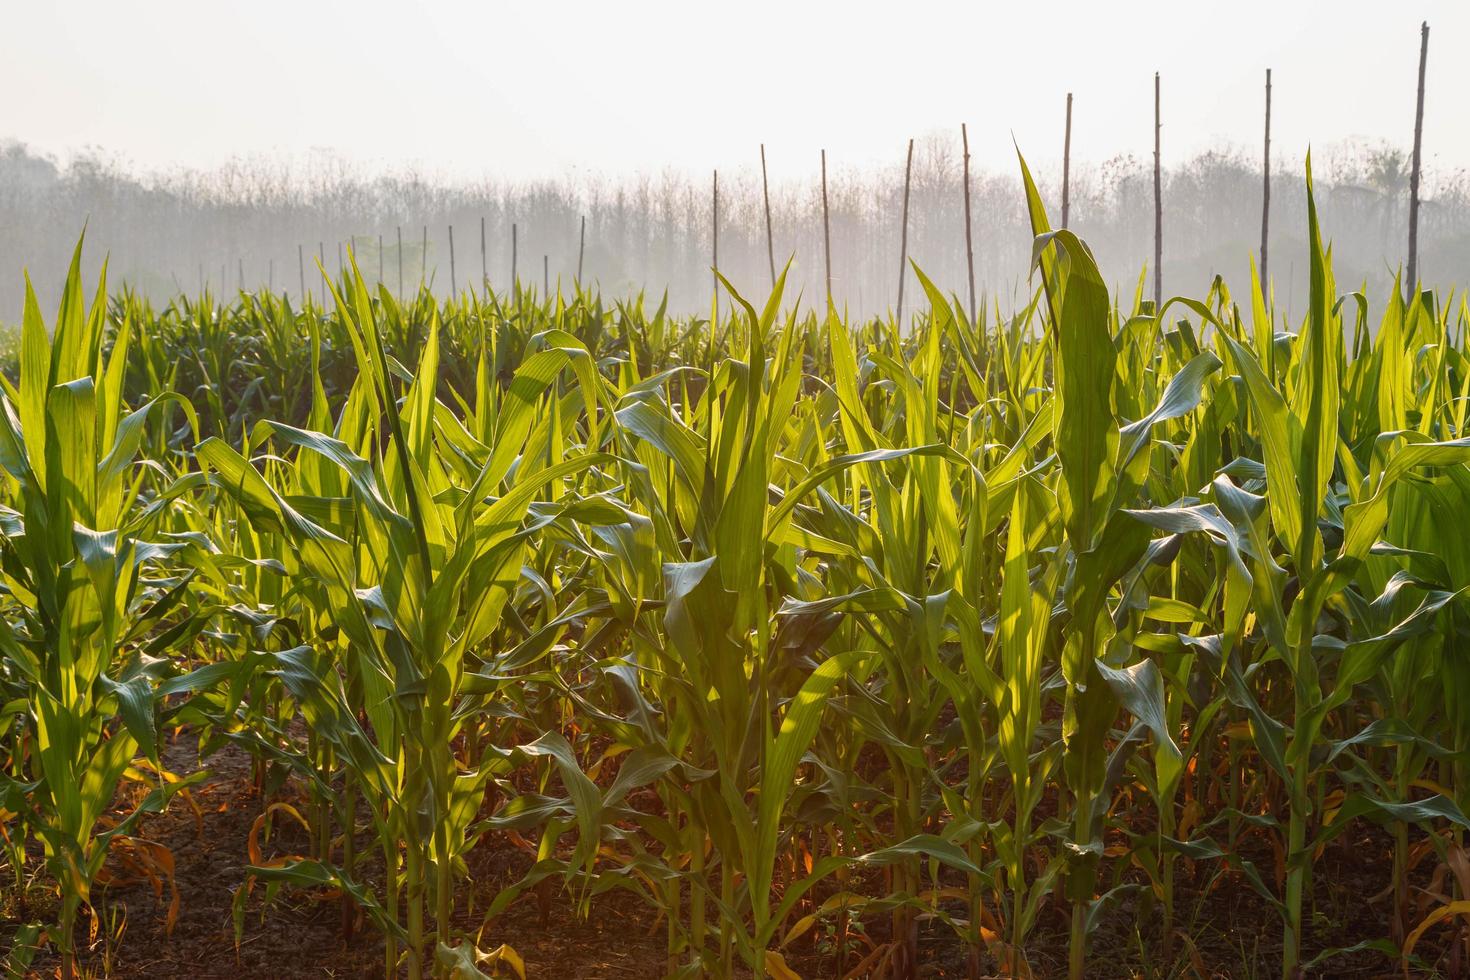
[{"left": 2, "top": 136, "right": 1466, "bottom": 322}]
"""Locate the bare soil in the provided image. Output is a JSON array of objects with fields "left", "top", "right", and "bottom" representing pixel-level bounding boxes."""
[{"left": 6, "top": 731, "right": 1457, "bottom": 979}]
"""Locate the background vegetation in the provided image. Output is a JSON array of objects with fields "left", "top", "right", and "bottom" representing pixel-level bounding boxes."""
[{"left": 3, "top": 137, "right": 1466, "bottom": 323}]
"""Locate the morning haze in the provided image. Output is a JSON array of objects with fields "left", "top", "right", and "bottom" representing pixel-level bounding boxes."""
[
  {"left": 6, "top": 5, "right": 1470, "bottom": 980},
  {"left": 2, "top": 0, "right": 1464, "bottom": 317}
]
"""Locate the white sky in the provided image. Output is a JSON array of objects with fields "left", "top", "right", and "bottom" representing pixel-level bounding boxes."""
[{"left": 2, "top": 1, "right": 1464, "bottom": 185}]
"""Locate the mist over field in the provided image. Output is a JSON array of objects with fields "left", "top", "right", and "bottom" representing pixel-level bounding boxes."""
[
  {"left": 10, "top": 2, "right": 1470, "bottom": 975},
  {"left": 3, "top": 135, "right": 1463, "bottom": 325}
]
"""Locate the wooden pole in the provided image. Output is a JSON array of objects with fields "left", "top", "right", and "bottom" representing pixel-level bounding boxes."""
[
  {"left": 897, "top": 138, "right": 914, "bottom": 327},
  {"left": 397, "top": 226, "right": 404, "bottom": 297},
  {"left": 712, "top": 169, "right": 719, "bottom": 322},
  {"left": 449, "top": 224, "right": 457, "bottom": 297},
  {"left": 1062, "top": 93, "right": 1074, "bottom": 229},
  {"left": 1153, "top": 72, "right": 1163, "bottom": 308},
  {"left": 1261, "top": 69, "right": 1272, "bottom": 289},
  {"left": 480, "top": 216, "right": 488, "bottom": 292},
  {"left": 821, "top": 149, "right": 833, "bottom": 307},
  {"left": 1408, "top": 21, "right": 1429, "bottom": 291},
  {"left": 760, "top": 144, "right": 776, "bottom": 287},
  {"left": 961, "top": 124, "right": 976, "bottom": 327},
  {"left": 577, "top": 215, "right": 586, "bottom": 284}
]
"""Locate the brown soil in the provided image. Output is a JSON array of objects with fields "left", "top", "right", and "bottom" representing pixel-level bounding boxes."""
[{"left": 5, "top": 732, "right": 1459, "bottom": 979}]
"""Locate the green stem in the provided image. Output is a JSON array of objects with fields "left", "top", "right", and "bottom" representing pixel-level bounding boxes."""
[
  {"left": 404, "top": 742, "right": 426, "bottom": 980},
  {"left": 59, "top": 895, "right": 78, "bottom": 980},
  {"left": 1392, "top": 744, "right": 1410, "bottom": 944},
  {"left": 384, "top": 835, "right": 399, "bottom": 980},
  {"left": 1011, "top": 864, "right": 1027, "bottom": 973},
  {"left": 406, "top": 833, "right": 425, "bottom": 980},
  {"left": 1160, "top": 801, "right": 1176, "bottom": 970},
  {"left": 689, "top": 819, "right": 706, "bottom": 974},
  {"left": 719, "top": 860, "right": 735, "bottom": 977},
  {"left": 1228, "top": 721, "right": 1242, "bottom": 850},
  {"left": 1068, "top": 789, "right": 1090, "bottom": 980},
  {"left": 1283, "top": 626, "right": 1318, "bottom": 980},
  {"left": 891, "top": 759, "right": 919, "bottom": 978},
  {"left": 967, "top": 763, "right": 985, "bottom": 980},
  {"left": 1282, "top": 761, "right": 1308, "bottom": 979},
  {"left": 1282, "top": 648, "right": 1312, "bottom": 980},
  {"left": 665, "top": 864, "right": 681, "bottom": 977},
  {"left": 342, "top": 781, "right": 357, "bottom": 940},
  {"left": 435, "top": 806, "right": 453, "bottom": 972},
  {"left": 1068, "top": 902, "right": 1086, "bottom": 980}
]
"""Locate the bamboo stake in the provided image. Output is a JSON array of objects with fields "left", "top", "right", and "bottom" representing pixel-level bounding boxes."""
[
  {"left": 761, "top": 144, "right": 776, "bottom": 287},
  {"left": 1261, "top": 69, "right": 1272, "bottom": 289},
  {"left": 821, "top": 149, "right": 833, "bottom": 308},
  {"left": 449, "top": 224, "right": 457, "bottom": 298},
  {"left": 712, "top": 170, "right": 720, "bottom": 322},
  {"left": 897, "top": 138, "right": 914, "bottom": 327},
  {"left": 1153, "top": 72, "right": 1163, "bottom": 309},
  {"left": 961, "top": 124, "right": 976, "bottom": 327},
  {"left": 578, "top": 215, "right": 586, "bottom": 284},
  {"left": 1062, "top": 93, "right": 1074, "bottom": 229},
  {"left": 1408, "top": 21, "right": 1429, "bottom": 291}
]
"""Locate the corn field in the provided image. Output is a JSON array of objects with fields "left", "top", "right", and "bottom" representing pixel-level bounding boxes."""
[{"left": 2, "top": 157, "right": 1470, "bottom": 979}]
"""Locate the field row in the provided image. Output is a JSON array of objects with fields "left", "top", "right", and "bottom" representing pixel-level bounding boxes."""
[{"left": 2, "top": 161, "right": 1468, "bottom": 979}]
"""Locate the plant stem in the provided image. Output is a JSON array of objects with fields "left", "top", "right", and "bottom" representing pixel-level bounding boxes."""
[
  {"left": 1069, "top": 789, "right": 1090, "bottom": 980},
  {"left": 1283, "top": 665, "right": 1312, "bottom": 979},
  {"left": 342, "top": 781, "right": 357, "bottom": 940},
  {"left": 689, "top": 818, "right": 706, "bottom": 974},
  {"left": 384, "top": 829, "right": 399, "bottom": 980},
  {"left": 1160, "top": 800, "right": 1176, "bottom": 969}
]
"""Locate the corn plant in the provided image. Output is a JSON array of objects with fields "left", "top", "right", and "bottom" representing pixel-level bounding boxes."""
[
  {"left": 200, "top": 259, "right": 614, "bottom": 977},
  {"left": 6, "top": 157, "right": 1470, "bottom": 980},
  {"left": 0, "top": 242, "right": 203, "bottom": 977}
]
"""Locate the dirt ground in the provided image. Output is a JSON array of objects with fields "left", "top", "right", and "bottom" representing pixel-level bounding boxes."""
[{"left": 6, "top": 730, "right": 1458, "bottom": 979}]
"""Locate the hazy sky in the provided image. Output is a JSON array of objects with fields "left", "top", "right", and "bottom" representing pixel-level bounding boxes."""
[{"left": 3, "top": 1, "right": 1464, "bottom": 185}]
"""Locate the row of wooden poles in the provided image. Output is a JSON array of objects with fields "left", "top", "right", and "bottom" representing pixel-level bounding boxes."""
[
  {"left": 289, "top": 219, "right": 581, "bottom": 305},
  {"left": 203, "top": 217, "right": 579, "bottom": 309},
  {"left": 212, "top": 23, "right": 1433, "bottom": 322},
  {"left": 731, "top": 24, "right": 1432, "bottom": 323}
]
